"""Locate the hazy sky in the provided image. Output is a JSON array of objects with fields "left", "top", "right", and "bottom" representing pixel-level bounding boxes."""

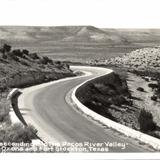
[{"left": 0, "top": 0, "right": 160, "bottom": 28}]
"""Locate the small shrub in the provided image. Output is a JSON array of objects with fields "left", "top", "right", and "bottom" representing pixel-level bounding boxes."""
[
  {"left": 137, "top": 87, "right": 144, "bottom": 92},
  {"left": 138, "top": 109, "right": 156, "bottom": 133},
  {"left": 55, "top": 61, "right": 61, "bottom": 65},
  {"left": 2, "top": 54, "right": 7, "bottom": 59},
  {"left": 113, "top": 95, "right": 127, "bottom": 106},
  {"left": 22, "top": 49, "right": 29, "bottom": 55},
  {"left": 148, "top": 83, "right": 158, "bottom": 90},
  {"left": 2, "top": 44, "right": 11, "bottom": 53},
  {"left": 41, "top": 56, "right": 53, "bottom": 65},
  {"left": 0, "top": 102, "right": 10, "bottom": 122},
  {"left": 29, "top": 53, "right": 39, "bottom": 60},
  {"left": 55, "top": 61, "right": 64, "bottom": 69},
  {"left": 0, "top": 48, "right": 4, "bottom": 53},
  {"left": 151, "top": 95, "right": 157, "bottom": 101},
  {"left": 12, "top": 55, "right": 19, "bottom": 62},
  {"left": 12, "top": 49, "right": 23, "bottom": 57},
  {"left": 0, "top": 86, "right": 7, "bottom": 93},
  {"left": 1, "top": 123, "right": 38, "bottom": 143},
  {"left": 8, "top": 52, "right": 20, "bottom": 61},
  {"left": 144, "top": 77, "right": 149, "bottom": 82}
]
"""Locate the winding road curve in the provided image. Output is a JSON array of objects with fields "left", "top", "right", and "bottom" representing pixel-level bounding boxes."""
[{"left": 18, "top": 66, "right": 150, "bottom": 152}]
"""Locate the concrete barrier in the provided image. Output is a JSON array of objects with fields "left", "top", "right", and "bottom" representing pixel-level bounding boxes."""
[
  {"left": 8, "top": 89, "right": 45, "bottom": 144},
  {"left": 71, "top": 67, "right": 160, "bottom": 151},
  {"left": 7, "top": 88, "right": 19, "bottom": 100}
]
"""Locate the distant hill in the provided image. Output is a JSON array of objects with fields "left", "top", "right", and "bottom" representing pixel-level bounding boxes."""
[
  {"left": 102, "top": 29, "right": 160, "bottom": 44},
  {"left": 62, "top": 26, "right": 129, "bottom": 44},
  {"left": 1, "top": 26, "right": 160, "bottom": 47},
  {"left": 0, "top": 26, "right": 128, "bottom": 45}
]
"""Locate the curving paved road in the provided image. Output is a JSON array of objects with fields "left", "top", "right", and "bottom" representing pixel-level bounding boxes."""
[{"left": 18, "top": 66, "right": 151, "bottom": 152}]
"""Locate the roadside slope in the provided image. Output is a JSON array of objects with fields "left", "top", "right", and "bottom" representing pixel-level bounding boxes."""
[{"left": 18, "top": 66, "right": 150, "bottom": 152}]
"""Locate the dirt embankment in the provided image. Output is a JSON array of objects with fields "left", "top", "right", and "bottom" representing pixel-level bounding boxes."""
[
  {"left": 76, "top": 68, "right": 160, "bottom": 139},
  {"left": 76, "top": 71, "right": 139, "bottom": 129},
  {"left": 1, "top": 70, "right": 74, "bottom": 89},
  {"left": 98, "top": 46, "right": 160, "bottom": 138},
  {"left": 0, "top": 44, "right": 74, "bottom": 90}
]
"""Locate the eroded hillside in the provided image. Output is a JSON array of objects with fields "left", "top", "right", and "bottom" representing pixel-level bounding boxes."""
[
  {"left": 0, "top": 43, "right": 75, "bottom": 145},
  {"left": 0, "top": 44, "right": 74, "bottom": 91}
]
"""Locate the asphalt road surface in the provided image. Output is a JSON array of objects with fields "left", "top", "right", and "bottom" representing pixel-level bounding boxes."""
[{"left": 19, "top": 66, "right": 151, "bottom": 152}]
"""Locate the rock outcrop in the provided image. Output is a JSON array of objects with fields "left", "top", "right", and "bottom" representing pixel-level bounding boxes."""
[{"left": 106, "top": 47, "right": 160, "bottom": 70}]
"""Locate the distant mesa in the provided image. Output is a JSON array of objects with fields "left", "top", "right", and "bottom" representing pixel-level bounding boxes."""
[{"left": 0, "top": 26, "right": 160, "bottom": 46}]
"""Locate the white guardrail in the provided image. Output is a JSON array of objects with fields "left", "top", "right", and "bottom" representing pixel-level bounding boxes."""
[{"left": 71, "top": 68, "right": 160, "bottom": 151}]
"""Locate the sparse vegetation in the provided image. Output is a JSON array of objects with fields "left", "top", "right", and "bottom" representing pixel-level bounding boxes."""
[
  {"left": 12, "top": 49, "right": 23, "bottom": 57},
  {"left": 0, "top": 123, "right": 37, "bottom": 143},
  {"left": 144, "top": 77, "right": 149, "bottom": 82},
  {"left": 41, "top": 56, "right": 53, "bottom": 65},
  {"left": 103, "top": 46, "right": 160, "bottom": 138},
  {"left": 138, "top": 109, "right": 156, "bottom": 133},
  {"left": 0, "top": 43, "right": 75, "bottom": 89},
  {"left": 137, "top": 87, "right": 145, "bottom": 92},
  {"left": 29, "top": 53, "right": 39, "bottom": 60},
  {"left": 76, "top": 71, "right": 138, "bottom": 128},
  {"left": 0, "top": 44, "right": 12, "bottom": 55},
  {"left": 151, "top": 95, "right": 157, "bottom": 101},
  {"left": 0, "top": 101, "right": 10, "bottom": 123},
  {"left": 22, "top": 49, "right": 29, "bottom": 56},
  {"left": 148, "top": 83, "right": 158, "bottom": 90},
  {"left": 0, "top": 43, "right": 75, "bottom": 145}
]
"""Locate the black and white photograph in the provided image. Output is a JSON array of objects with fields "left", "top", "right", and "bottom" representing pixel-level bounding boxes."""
[{"left": 1, "top": 0, "right": 160, "bottom": 159}]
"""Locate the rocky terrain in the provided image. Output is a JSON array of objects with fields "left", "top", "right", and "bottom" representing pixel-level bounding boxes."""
[
  {"left": 103, "top": 47, "right": 160, "bottom": 138},
  {"left": 127, "top": 72, "right": 160, "bottom": 138},
  {"left": 106, "top": 47, "right": 160, "bottom": 70},
  {"left": 76, "top": 71, "right": 139, "bottom": 129},
  {"left": 82, "top": 46, "right": 160, "bottom": 139},
  {"left": 0, "top": 44, "right": 74, "bottom": 91}
]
